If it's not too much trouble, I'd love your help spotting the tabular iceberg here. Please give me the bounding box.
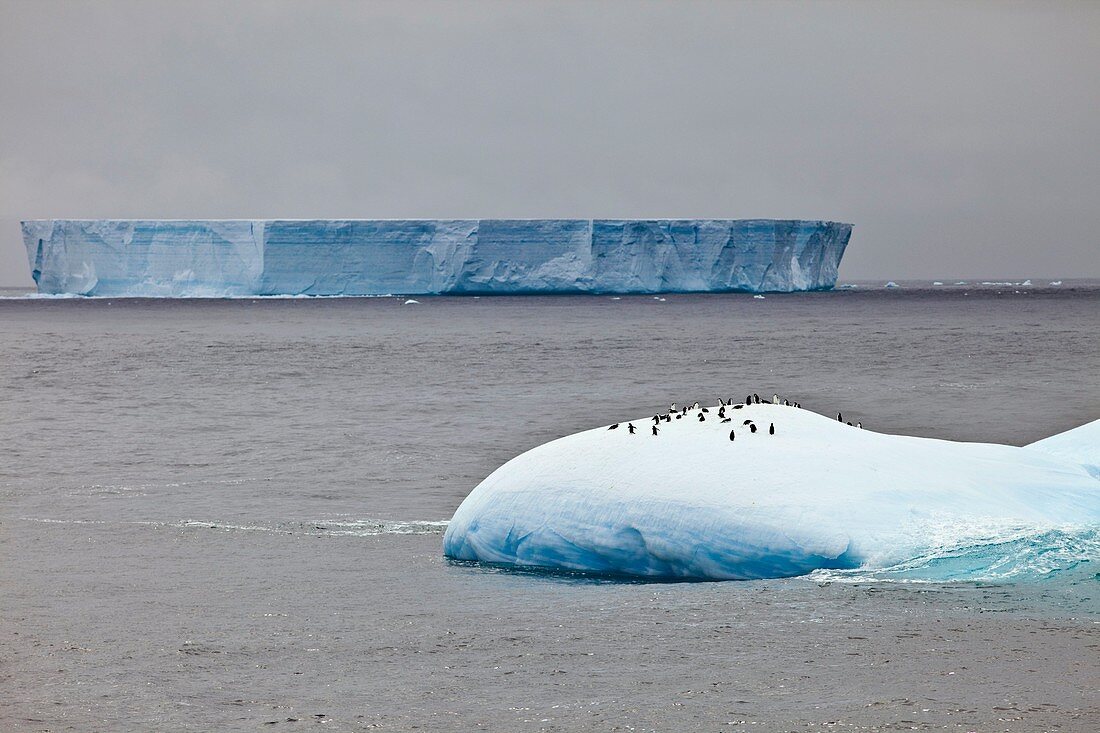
[21,219,852,296]
[443,403,1100,581]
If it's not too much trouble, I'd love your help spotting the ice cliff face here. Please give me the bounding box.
[22,220,264,297]
[21,219,852,296]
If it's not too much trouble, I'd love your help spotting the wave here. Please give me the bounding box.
[809,525,1098,584]
[17,516,449,537]
[174,518,450,536]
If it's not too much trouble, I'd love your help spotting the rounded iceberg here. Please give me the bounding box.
[444,404,1100,581]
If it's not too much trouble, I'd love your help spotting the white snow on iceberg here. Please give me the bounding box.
[443,404,1099,581]
[1027,418,1100,480]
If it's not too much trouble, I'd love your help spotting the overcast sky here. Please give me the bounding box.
[2,0,1098,286]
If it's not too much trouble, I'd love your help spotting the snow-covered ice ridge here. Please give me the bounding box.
[443,402,1100,581]
[21,219,852,296]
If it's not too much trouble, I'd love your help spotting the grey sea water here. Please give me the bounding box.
[2,281,1098,732]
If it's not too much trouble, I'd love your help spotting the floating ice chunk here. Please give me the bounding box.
[884,281,900,288]
[444,405,1099,581]
[1050,280,1062,286]
[932,281,944,286]
[403,299,420,305]
[753,294,765,299]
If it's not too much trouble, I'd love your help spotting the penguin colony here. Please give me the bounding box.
[608,393,864,442]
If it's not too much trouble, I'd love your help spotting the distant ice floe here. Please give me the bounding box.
[884,281,900,288]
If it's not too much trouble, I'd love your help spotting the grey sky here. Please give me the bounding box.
[2,0,1098,286]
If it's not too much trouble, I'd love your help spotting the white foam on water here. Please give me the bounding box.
[17,516,450,538]
[807,524,1099,583]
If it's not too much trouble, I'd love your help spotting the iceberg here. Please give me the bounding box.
[21,219,852,296]
[443,403,1100,581]
[1027,418,1100,480]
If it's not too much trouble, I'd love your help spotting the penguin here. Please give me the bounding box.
[732,404,744,410]
[749,423,758,433]
[698,413,706,422]
[692,401,700,410]
[608,423,619,430]
[721,417,731,423]
[718,397,727,406]
[837,412,843,422]
[783,399,789,406]
[773,394,779,404]
[769,423,774,435]
[663,414,672,422]
[682,407,688,416]
[652,426,660,436]
[746,394,753,405]
[718,407,725,418]
[754,393,761,404]
[653,414,660,425]
[857,421,863,429]
[670,403,677,413]
[729,430,736,441]
[628,423,636,434]
[743,419,754,426]
[701,407,709,413]
[676,414,683,420]
[847,421,853,426]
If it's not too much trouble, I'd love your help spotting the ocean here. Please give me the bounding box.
[1,281,1098,731]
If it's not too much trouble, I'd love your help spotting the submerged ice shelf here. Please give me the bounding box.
[21,219,852,296]
[443,403,1100,581]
